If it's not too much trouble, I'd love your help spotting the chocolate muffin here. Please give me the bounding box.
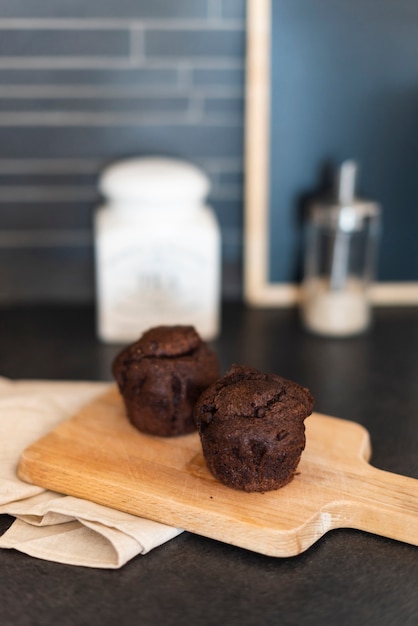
[193,365,314,492]
[112,325,220,437]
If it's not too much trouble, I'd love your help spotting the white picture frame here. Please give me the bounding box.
[243,0,418,307]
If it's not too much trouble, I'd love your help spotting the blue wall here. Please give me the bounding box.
[269,0,418,284]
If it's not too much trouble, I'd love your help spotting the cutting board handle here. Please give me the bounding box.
[335,461,418,546]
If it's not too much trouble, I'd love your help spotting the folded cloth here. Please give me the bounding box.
[0,377,182,568]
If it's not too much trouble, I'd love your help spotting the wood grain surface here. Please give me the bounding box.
[17,387,418,557]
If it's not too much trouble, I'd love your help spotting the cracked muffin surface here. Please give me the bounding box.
[113,325,220,437]
[194,364,314,492]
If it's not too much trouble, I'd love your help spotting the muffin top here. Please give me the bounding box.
[112,325,206,380]
[138,325,201,357]
[194,364,314,433]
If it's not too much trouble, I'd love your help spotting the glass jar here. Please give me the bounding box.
[300,162,380,337]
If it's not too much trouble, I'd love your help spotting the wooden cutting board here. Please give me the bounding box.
[17,387,418,557]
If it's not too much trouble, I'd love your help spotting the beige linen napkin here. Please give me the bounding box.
[0,377,182,568]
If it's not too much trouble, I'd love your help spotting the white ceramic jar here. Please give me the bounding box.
[94,157,221,343]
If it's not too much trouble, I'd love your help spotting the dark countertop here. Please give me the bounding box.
[1,303,417,626]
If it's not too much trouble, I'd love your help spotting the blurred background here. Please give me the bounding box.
[0,0,417,306]
[0,0,245,304]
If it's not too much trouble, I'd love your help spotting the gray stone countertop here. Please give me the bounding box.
[0,303,417,626]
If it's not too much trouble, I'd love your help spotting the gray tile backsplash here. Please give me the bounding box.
[0,0,245,303]
[0,0,211,20]
[0,29,130,57]
[0,96,191,113]
[0,126,243,157]
[145,28,244,59]
[0,201,95,230]
[0,67,180,85]
[0,245,94,302]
